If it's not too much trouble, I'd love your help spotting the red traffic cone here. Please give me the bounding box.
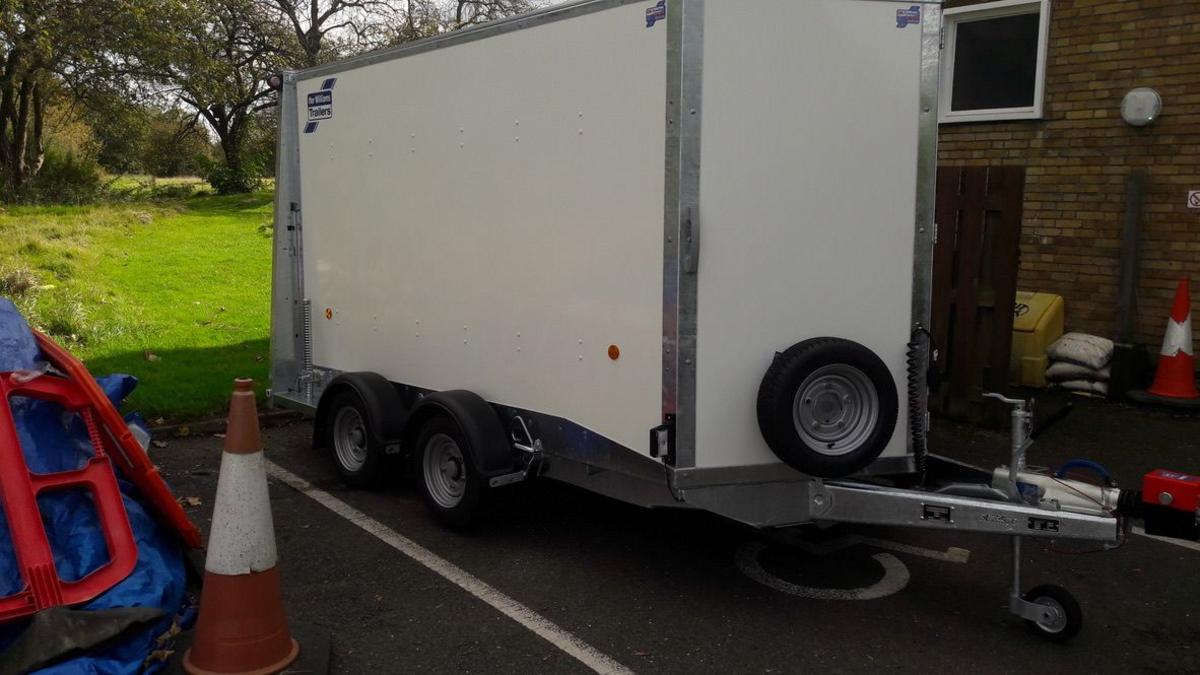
[1146,278,1199,400]
[184,379,299,675]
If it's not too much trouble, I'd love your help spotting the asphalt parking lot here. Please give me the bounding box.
[155,395,1200,674]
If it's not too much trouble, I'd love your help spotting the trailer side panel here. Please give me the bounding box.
[693,0,927,468]
[295,2,667,456]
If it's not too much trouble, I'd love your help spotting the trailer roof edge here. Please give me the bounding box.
[293,0,647,81]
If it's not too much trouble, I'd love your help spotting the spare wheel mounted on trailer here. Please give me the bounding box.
[757,338,899,478]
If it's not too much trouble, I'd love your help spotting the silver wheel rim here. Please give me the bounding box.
[423,433,467,508]
[792,364,880,457]
[1032,597,1067,634]
[332,407,369,472]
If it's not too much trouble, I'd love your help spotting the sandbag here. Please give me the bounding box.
[1046,361,1111,383]
[1047,332,1114,370]
[1055,379,1109,395]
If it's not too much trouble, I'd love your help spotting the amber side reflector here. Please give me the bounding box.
[607,345,620,360]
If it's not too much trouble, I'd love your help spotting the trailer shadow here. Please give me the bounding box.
[83,339,271,423]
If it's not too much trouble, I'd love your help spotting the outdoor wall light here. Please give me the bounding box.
[1120,87,1162,127]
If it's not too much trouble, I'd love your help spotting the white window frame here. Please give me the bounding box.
[939,0,1051,124]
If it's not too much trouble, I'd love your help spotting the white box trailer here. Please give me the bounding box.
[269,0,1162,639]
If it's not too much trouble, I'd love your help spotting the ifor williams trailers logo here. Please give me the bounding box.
[303,77,336,134]
[645,0,665,28]
[896,5,921,28]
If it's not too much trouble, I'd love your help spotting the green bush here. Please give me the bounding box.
[199,155,263,195]
[20,150,103,204]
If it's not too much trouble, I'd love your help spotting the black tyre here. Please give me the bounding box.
[416,415,486,528]
[756,337,898,478]
[323,389,386,487]
[1023,584,1082,643]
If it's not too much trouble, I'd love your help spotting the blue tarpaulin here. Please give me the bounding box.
[0,299,188,673]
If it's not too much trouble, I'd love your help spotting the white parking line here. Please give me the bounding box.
[265,461,635,675]
[1133,526,1200,554]
[780,534,971,564]
[736,542,910,600]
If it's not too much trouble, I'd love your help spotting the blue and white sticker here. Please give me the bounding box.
[896,5,921,28]
[304,78,336,134]
[645,0,666,28]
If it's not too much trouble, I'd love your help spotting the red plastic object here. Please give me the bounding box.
[32,331,202,550]
[1143,469,1200,514]
[0,371,138,622]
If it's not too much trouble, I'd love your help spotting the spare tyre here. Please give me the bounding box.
[756,337,898,478]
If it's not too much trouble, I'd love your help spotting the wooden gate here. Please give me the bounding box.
[930,166,1025,424]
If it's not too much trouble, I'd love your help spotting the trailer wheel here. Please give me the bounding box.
[1023,584,1082,643]
[417,416,485,527]
[757,338,898,478]
[324,389,386,487]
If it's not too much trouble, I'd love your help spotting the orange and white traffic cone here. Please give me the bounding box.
[184,379,299,675]
[1146,277,1199,400]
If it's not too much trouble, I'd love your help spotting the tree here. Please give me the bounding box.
[0,2,109,193]
[257,0,540,69]
[449,0,537,29]
[140,109,216,177]
[254,0,405,67]
[135,0,289,192]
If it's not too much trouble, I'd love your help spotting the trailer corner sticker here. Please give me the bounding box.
[896,5,921,28]
[304,77,337,134]
[645,0,666,28]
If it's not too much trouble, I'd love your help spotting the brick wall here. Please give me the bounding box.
[938,0,1200,347]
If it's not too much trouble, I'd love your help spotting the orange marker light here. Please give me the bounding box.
[324,308,333,320]
[607,344,620,360]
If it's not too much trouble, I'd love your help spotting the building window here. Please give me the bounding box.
[940,0,1050,123]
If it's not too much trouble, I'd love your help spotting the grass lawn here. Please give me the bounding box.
[0,189,275,422]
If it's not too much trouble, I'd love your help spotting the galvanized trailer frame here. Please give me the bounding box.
[269,0,1119,550]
